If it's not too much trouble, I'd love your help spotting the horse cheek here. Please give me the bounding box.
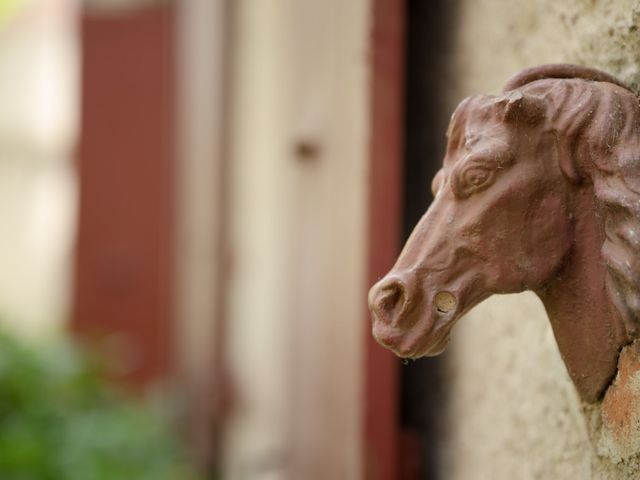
[523,195,572,286]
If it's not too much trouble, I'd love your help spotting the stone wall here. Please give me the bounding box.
[439,1,640,478]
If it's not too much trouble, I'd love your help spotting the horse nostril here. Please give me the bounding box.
[372,282,406,325]
[379,286,403,310]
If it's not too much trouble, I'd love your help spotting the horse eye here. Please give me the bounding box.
[454,164,494,198]
[464,167,490,186]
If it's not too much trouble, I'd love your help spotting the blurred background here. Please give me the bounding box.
[2,0,637,479]
[0,0,400,478]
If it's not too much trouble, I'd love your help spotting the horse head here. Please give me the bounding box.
[369,64,640,402]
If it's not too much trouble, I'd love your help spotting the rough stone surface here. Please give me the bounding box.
[441,294,593,480]
[439,1,640,479]
[598,341,640,465]
[452,0,640,98]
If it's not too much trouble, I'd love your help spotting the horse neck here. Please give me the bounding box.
[536,185,628,403]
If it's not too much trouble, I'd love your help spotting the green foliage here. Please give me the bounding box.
[0,331,199,480]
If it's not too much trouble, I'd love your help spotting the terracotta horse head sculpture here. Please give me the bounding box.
[369,64,640,403]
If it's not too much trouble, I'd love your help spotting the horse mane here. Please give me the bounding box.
[503,64,632,92]
[503,64,640,339]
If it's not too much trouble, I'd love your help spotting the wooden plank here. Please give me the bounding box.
[73,6,175,386]
[365,0,405,478]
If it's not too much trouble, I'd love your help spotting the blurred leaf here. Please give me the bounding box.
[0,328,201,480]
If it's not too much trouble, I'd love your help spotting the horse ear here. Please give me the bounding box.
[498,91,546,126]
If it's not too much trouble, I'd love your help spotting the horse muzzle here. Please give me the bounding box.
[368,273,459,358]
